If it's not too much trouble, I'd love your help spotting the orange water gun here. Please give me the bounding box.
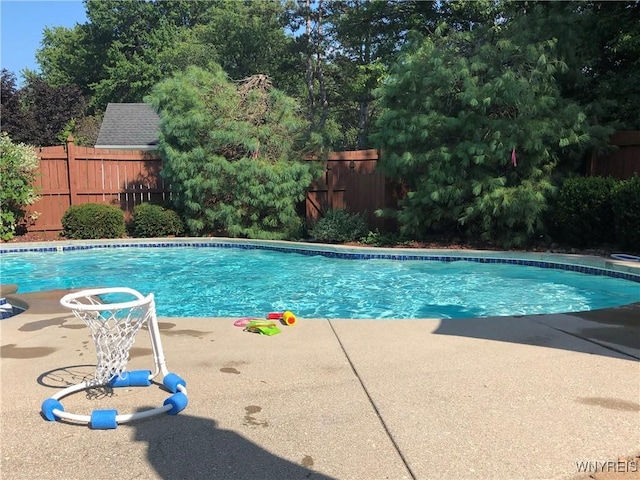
[267,311,297,326]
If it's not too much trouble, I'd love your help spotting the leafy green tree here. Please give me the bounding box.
[37,0,297,113]
[32,0,639,154]
[287,0,441,150]
[0,133,40,240]
[286,0,338,153]
[480,0,640,129]
[0,70,24,141]
[324,1,439,149]
[1,73,86,147]
[372,23,601,246]
[38,0,204,111]
[191,1,293,83]
[83,0,186,109]
[491,1,640,130]
[437,0,504,32]
[147,65,316,239]
[36,24,102,99]
[324,1,393,149]
[578,1,640,129]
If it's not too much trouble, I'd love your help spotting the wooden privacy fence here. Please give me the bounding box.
[306,149,396,231]
[588,131,640,179]
[28,139,392,236]
[29,131,636,238]
[30,137,166,236]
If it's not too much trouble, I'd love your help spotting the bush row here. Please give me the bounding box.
[54,175,640,250]
[310,176,640,248]
[550,175,640,249]
[61,202,184,240]
[60,202,370,244]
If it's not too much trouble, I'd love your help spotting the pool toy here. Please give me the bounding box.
[41,287,188,429]
[234,317,255,327]
[267,311,297,326]
[0,297,14,319]
[282,311,297,326]
[244,320,281,336]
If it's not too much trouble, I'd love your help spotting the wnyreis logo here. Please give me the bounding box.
[576,459,638,474]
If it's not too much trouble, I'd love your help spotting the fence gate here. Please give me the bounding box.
[306,149,393,232]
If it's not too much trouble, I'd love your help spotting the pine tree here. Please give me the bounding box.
[372,22,598,246]
[147,65,315,239]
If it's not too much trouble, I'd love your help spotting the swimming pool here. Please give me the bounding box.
[2,239,639,319]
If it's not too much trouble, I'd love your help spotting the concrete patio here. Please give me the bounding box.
[1,290,639,480]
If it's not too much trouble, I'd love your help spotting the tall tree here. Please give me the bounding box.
[147,65,315,239]
[372,21,602,246]
[0,70,23,140]
[160,0,299,96]
[33,0,639,152]
[579,1,640,129]
[1,73,85,147]
[37,24,102,99]
[37,0,298,112]
[287,0,441,150]
[325,0,439,148]
[486,1,640,129]
[204,1,293,82]
[83,0,183,108]
[294,0,330,133]
[37,0,213,111]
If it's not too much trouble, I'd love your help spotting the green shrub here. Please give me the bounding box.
[0,133,40,241]
[310,209,368,243]
[612,175,640,250]
[360,230,406,247]
[61,203,126,239]
[132,203,184,238]
[550,176,617,246]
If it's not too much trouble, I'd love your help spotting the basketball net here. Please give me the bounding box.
[61,288,154,386]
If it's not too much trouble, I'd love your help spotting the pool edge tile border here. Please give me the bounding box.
[2,237,639,283]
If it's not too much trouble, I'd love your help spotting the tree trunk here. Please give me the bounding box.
[305,0,315,117]
[357,100,368,149]
[317,0,328,129]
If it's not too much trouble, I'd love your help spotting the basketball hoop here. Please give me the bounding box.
[41,287,188,429]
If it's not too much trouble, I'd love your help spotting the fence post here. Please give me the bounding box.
[66,135,79,205]
[326,163,333,212]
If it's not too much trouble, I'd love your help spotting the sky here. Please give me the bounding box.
[1,0,87,85]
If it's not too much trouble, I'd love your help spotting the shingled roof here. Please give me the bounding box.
[95,103,160,149]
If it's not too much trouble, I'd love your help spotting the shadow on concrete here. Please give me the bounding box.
[432,302,640,361]
[37,364,96,388]
[130,410,336,480]
[35,365,335,478]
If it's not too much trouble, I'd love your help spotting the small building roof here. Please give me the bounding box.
[95,103,160,149]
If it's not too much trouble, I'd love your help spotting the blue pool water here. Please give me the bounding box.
[2,245,639,319]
